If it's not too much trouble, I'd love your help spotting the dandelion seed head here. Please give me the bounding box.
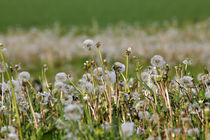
[187,128,199,136]
[105,70,116,84]
[7,133,19,140]
[54,81,64,91]
[55,72,67,82]
[93,67,104,80]
[150,55,166,67]
[64,104,83,121]
[141,71,149,82]
[61,95,73,105]
[18,71,30,84]
[62,84,74,94]
[205,91,210,99]
[180,76,193,88]
[1,126,16,133]
[121,122,134,137]
[82,73,92,82]
[1,82,9,93]
[112,62,125,73]
[8,80,20,92]
[97,85,106,93]
[82,82,93,93]
[138,111,150,120]
[0,62,8,73]
[83,39,95,50]
[183,58,192,65]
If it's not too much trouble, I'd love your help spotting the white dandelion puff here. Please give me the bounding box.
[141,71,149,82]
[150,55,166,67]
[7,133,19,140]
[83,39,95,50]
[55,72,67,83]
[180,76,193,88]
[121,122,135,137]
[205,91,210,99]
[0,62,8,73]
[54,81,64,91]
[113,62,125,73]
[64,104,83,121]
[183,58,192,65]
[93,67,104,80]
[18,71,30,84]
[62,84,74,94]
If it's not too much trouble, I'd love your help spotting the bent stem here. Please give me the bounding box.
[0,47,23,140]
[26,86,39,130]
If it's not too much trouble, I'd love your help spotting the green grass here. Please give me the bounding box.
[0,0,210,32]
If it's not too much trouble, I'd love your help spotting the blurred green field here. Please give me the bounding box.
[0,0,210,31]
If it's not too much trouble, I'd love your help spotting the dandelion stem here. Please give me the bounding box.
[0,47,23,140]
[26,86,39,130]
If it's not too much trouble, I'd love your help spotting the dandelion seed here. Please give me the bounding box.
[65,133,77,140]
[121,122,134,137]
[183,58,192,65]
[150,114,159,123]
[15,64,22,71]
[112,62,125,73]
[180,76,193,88]
[83,94,89,101]
[173,128,181,134]
[126,47,132,56]
[150,55,166,67]
[34,112,41,123]
[81,82,93,93]
[141,71,149,82]
[55,118,65,130]
[83,39,95,50]
[122,92,130,101]
[101,122,112,132]
[187,128,199,136]
[0,62,8,73]
[197,73,209,83]
[97,85,106,93]
[93,67,104,80]
[7,133,19,140]
[105,70,116,84]
[147,136,155,140]
[138,111,150,120]
[18,71,30,84]
[1,126,16,133]
[205,91,210,99]
[54,81,64,91]
[55,72,67,82]
[64,104,83,121]
[82,73,92,82]
[1,82,9,93]
[135,100,145,111]
[61,94,73,105]
[7,80,20,92]
[131,92,140,101]
[62,84,74,94]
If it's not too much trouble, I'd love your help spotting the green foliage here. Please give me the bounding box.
[0,0,210,32]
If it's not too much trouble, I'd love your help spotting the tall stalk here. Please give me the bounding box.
[0,44,23,140]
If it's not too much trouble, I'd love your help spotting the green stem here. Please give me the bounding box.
[125,55,129,92]
[0,47,23,140]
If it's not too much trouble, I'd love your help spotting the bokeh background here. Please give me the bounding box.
[0,0,210,30]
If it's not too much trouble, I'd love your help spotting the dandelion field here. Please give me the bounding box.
[0,1,210,138]
[0,35,210,140]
